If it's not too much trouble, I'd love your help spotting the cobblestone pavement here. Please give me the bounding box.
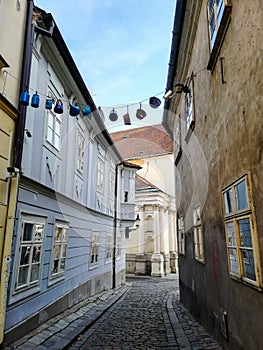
[5,275,221,350]
[68,275,221,350]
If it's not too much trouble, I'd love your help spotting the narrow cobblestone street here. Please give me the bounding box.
[67,276,221,350]
[5,275,221,350]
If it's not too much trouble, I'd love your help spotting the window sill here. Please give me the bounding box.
[207,4,232,71]
[230,274,262,292]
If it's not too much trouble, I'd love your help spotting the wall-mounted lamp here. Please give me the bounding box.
[175,83,190,94]
[163,90,175,100]
[5,166,19,180]
[128,214,141,232]
[25,129,32,137]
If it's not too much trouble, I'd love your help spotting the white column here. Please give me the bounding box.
[151,205,164,277]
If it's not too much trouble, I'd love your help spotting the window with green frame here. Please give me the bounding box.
[223,176,261,286]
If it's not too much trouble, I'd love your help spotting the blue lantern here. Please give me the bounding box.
[45,98,53,110]
[69,103,80,117]
[54,99,63,114]
[31,92,40,108]
[82,105,91,116]
[20,90,30,106]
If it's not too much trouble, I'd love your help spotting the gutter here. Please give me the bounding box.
[163,0,187,112]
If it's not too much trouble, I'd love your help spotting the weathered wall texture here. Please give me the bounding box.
[164,0,263,349]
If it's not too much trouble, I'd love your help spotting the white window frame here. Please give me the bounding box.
[106,234,113,262]
[13,215,45,295]
[116,234,122,259]
[90,232,99,267]
[207,0,232,71]
[207,0,225,49]
[50,221,68,280]
[223,176,261,287]
[178,216,185,255]
[46,109,61,151]
[193,207,205,263]
[76,130,84,174]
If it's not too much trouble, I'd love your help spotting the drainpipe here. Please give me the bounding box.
[112,162,122,289]
[13,0,34,169]
[14,1,55,169]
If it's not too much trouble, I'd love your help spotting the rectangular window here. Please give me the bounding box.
[178,217,185,255]
[208,0,225,49]
[207,0,232,71]
[106,234,113,261]
[76,130,84,174]
[15,216,45,292]
[125,227,130,240]
[174,115,182,165]
[97,158,104,193]
[90,232,99,266]
[51,222,68,279]
[193,207,204,263]
[116,234,122,259]
[109,166,115,198]
[185,76,195,140]
[223,176,260,285]
[46,110,61,150]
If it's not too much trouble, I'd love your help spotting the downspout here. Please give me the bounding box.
[13,0,34,169]
[14,2,55,169]
[112,162,123,289]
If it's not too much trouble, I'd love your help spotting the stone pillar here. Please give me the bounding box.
[135,207,146,275]
[151,205,164,277]
[169,211,178,273]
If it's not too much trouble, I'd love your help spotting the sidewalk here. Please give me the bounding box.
[4,275,221,350]
[4,285,129,350]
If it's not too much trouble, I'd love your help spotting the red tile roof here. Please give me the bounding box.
[110,124,173,159]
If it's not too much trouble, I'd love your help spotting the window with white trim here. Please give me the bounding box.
[207,0,232,70]
[106,234,113,261]
[46,110,61,150]
[116,234,122,259]
[208,0,225,49]
[76,130,84,174]
[15,216,45,292]
[51,222,68,279]
[185,77,195,136]
[90,232,99,266]
[223,176,261,285]
[193,207,204,262]
[178,216,185,255]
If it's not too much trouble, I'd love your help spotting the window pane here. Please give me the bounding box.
[54,134,60,149]
[228,248,239,274]
[35,224,44,241]
[18,266,28,286]
[60,258,65,271]
[56,227,63,241]
[239,218,252,247]
[47,127,53,144]
[20,246,31,265]
[53,259,59,273]
[23,223,33,241]
[241,249,256,281]
[30,264,40,282]
[32,246,41,263]
[224,189,233,214]
[235,180,248,210]
[55,119,60,134]
[226,221,236,246]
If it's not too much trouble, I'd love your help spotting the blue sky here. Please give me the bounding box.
[34,0,176,131]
